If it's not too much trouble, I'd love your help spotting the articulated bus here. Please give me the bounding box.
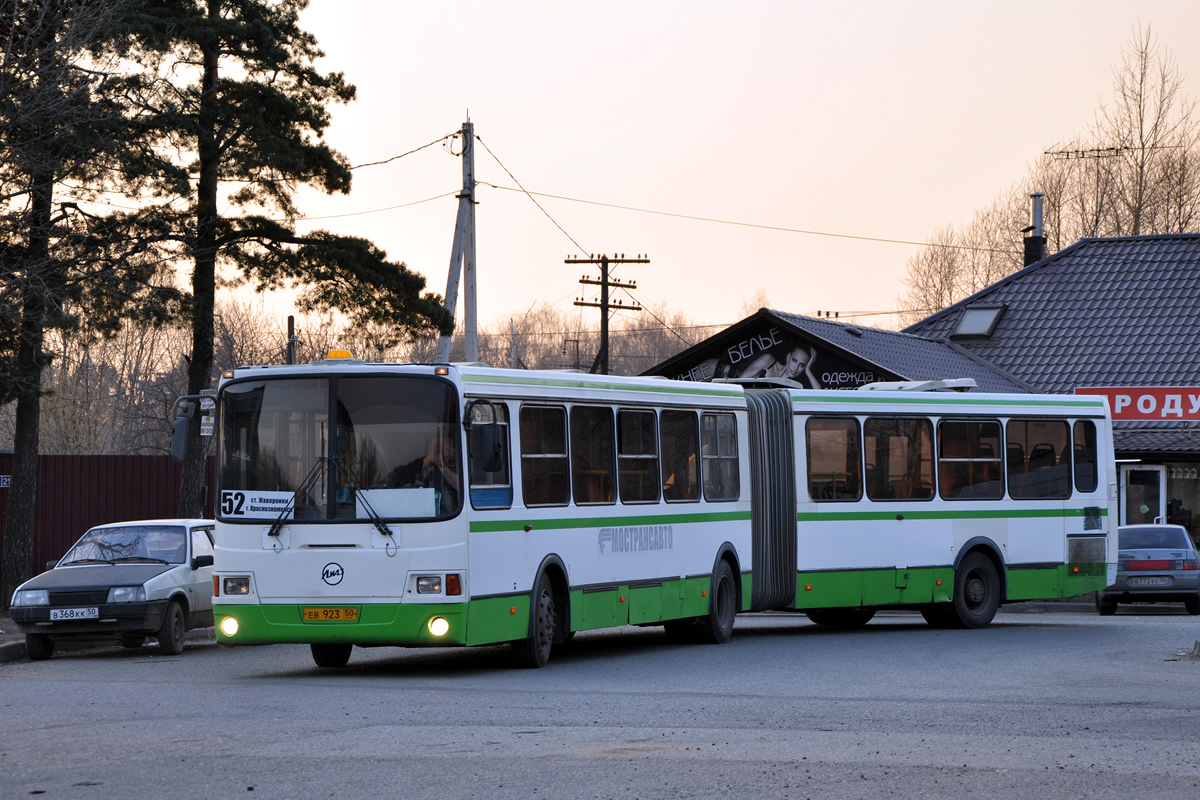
[175,354,1117,668]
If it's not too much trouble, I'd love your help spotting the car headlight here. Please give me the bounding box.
[107,586,146,603]
[12,589,49,606]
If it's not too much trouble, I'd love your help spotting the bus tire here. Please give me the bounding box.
[157,600,187,655]
[696,560,737,644]
[311,643,353,668]
[920,606,958,628]
[806,608,876,630]
[513,573,556,668]
[952,552,1000,629]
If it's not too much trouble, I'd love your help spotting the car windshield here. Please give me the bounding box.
[60,525,188,565]
[1118,526,1191,550]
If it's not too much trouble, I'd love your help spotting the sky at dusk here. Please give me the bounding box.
[285,0,1200,332]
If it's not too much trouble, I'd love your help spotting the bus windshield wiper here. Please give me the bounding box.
[335,460,393,539]
[112,556,169,564]
[268,457,330,538]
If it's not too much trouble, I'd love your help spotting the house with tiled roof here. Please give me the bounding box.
[646,233,1200,536]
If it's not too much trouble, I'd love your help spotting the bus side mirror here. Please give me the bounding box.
[170,400,195,463]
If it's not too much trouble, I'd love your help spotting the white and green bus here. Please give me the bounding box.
[176,355,1115,668]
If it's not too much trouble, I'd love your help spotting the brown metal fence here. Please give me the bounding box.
[0,455,214,576]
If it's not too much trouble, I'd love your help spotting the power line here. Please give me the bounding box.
[477,182,1013,256]
[474,135,589,255]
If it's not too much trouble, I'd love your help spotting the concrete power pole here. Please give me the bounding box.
[568,253,647,374]
[437,119,477,363]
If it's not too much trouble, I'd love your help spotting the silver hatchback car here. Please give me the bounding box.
[9,519,215,659]
[1097,524,1200,615]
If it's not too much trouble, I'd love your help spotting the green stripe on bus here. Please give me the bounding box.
[470,509,752,533]
[797,506,1107,522]
[460,372,742,397]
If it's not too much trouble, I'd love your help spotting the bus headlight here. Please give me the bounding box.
[220,617,239,637]
[223,577,250,596]
[416,576,442,594]
[428,617,450,637]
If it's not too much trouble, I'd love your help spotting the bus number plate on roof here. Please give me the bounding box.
[302,607,359,622]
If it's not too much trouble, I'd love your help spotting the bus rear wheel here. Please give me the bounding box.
[951,552,1000,629]
[806,608,876,630]
[311,643,352,668]
[513,573,556,668]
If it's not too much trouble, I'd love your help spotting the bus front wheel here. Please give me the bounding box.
[513,573,556,668]
[311,643,352,668]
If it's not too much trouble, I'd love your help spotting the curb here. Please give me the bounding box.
[0,628,215,663]
[0,639,26,663]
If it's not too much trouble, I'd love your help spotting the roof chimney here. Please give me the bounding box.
[1023,192,1046,266]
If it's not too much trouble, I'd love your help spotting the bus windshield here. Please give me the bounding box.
[219,375,461,522]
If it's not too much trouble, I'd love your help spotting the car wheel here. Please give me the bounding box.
[1185,594,1200,615]
[157,600,187,655]
[25,633,54,661]
[120,635,146,649]
[1096,595,1118,616]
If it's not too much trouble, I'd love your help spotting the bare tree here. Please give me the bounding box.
[900,25,1200,322]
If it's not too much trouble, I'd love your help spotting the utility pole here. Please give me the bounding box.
[568,253,647,375]
[437,118,477,363]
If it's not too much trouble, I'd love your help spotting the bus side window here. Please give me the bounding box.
[467,401,512,509]
[571,405,616,505]
[864,417,933,501]
[1073,420,1099,493]
[701,412,740,501]
[938,420,1003,500]
[661,409,700,502]
[1006,419,1070,499]
[806,417,862,502]
[618,409,660,504]
[520,406,569,507]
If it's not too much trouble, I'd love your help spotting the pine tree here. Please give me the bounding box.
[114,0,451,515]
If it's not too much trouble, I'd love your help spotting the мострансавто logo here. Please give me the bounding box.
[597,525,674,555]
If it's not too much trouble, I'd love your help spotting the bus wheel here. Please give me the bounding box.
[920,606,958,628]
[806,609,876,630]
[952,552,1000,629]
[697,560,736,644]
[513,574,556,668]
[311,643,352,668]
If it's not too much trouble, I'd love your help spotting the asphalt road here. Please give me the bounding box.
[2,608,1199,800]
